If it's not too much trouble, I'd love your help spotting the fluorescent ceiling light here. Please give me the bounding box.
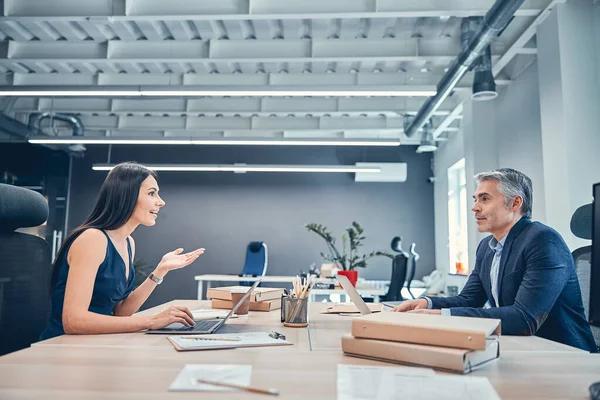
[92,164,382,173]
[0,85,436,97]
[28,137,400,147]
[139,90,436,97]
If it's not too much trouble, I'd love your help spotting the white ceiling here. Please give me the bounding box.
[0,0,557,145]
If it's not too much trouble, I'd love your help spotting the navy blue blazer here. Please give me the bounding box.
[431,218,598,352]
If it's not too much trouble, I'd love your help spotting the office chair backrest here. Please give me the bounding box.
[0,184,52,355]
[241,241,268,277]
[383,254,408,301]
[570,204,600,347]
[405,243,419,299]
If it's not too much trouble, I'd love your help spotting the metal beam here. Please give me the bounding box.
[11,96,461,116]
[3,0,550,18]
[6,72,510,88]
[4,39,504,62]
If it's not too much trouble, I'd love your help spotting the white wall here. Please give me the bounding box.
[595,1,600,83]
[494,61,546,223]
[433,128,464,276]
[537,0,600,249]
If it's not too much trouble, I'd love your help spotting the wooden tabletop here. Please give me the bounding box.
[1,300,598,399]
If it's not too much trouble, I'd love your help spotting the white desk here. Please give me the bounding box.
[194,274,295,300]
[194,274,399,302]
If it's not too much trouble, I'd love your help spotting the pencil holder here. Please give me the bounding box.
[281,296,309,327]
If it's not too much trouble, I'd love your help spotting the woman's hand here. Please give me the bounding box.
[156,247,205,275]
[146,306,195,329]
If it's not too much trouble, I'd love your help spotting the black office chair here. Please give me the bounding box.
[570,204,600,349]
[0,184,52,356]
[380,237,409,302]
[405,243,420,299]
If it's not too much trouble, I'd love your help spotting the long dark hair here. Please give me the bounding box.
[50,162,157,288]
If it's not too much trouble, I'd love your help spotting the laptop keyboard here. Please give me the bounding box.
[177,319,220,332]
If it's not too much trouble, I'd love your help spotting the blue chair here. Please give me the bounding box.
[239,242,268,286]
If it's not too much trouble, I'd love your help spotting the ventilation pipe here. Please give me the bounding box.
[472,46,498,101]
[416,120,437,153]
[404,0,523,138]
[28,113,86,152]
[461,17,498,101]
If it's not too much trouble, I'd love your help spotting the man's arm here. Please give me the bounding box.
[447,230,571,335]
[429,241,488,309]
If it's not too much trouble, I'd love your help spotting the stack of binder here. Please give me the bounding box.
[207,286,284,311]
[341,312,501,374]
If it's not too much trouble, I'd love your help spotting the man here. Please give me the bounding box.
[394,168,598,352]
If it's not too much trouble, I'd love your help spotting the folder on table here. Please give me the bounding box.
[351,312,501,350]
[342,335,500,374]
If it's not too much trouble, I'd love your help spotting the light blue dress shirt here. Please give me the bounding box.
[426,235,507,316]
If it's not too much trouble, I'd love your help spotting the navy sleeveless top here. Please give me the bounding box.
[40,229,135,340]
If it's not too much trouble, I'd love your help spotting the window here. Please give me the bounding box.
[447,159,469,275]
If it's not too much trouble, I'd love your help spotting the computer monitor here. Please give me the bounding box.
[590,183,600,327]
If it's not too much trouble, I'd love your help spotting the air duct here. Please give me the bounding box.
[416,121,437,153]
[28,113,86,152]
[460,17,498,101]
[404,0,523,137]
[472,46,498,101]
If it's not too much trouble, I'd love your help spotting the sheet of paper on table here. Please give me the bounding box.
[169,364,251,392]
[337,364,500,400]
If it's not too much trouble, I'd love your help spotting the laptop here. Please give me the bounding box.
[336,275,379,315]
[146,280,261,334]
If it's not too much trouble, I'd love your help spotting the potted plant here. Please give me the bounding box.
[305,221,393,286]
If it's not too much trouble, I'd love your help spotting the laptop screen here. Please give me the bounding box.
[213,280,262,328]
[336,275,372,315]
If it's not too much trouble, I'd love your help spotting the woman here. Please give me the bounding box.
[40,162,204,340]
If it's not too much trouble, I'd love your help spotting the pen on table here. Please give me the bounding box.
[196,378,280,396]
[179,336,241,341]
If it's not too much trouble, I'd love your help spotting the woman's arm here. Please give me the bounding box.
[114,239,205,316]
[62,230,194,334]
[113,236,166,316]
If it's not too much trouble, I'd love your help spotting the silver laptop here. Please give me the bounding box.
[336,275,374,315]
[146,280,261,334]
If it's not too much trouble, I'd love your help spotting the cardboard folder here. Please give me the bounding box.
[211,298,281,312]
[351,312,501,350]
[207,286,284,302]
[341,335,500,374]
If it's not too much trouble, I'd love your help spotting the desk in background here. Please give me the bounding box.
[194,274,422,302]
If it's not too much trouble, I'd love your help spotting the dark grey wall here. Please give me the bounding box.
[68,145,435,308]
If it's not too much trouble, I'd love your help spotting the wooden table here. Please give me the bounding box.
[1,300,598,399]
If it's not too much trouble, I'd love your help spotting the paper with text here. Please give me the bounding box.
[169,364,251,392]
[168,331,291,351]
[337,365,500,400]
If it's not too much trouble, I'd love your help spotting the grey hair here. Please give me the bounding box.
[474,168,533,219]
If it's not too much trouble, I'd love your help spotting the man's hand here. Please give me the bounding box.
[391,298,428,312]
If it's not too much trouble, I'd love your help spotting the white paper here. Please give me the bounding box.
[169,364,252,392]
[337,365,500,400]
[169,331,291,350]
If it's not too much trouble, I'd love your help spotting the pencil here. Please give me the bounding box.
[179,336,241,341]
[196,378,280,396]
